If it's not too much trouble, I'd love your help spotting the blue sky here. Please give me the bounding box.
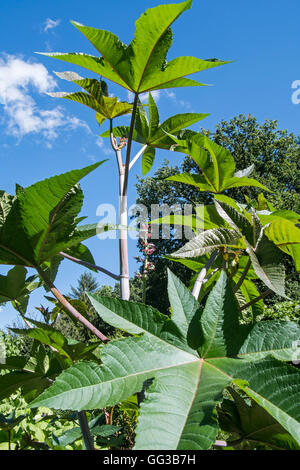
[0,0,300,328]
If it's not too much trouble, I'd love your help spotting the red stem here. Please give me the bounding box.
[37,267,109,343]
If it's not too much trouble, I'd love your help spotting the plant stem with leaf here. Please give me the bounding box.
[37,267,109,343]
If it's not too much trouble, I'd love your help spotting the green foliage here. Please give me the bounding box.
[261,301,300,322]
[48,72,133,128]
[134,115,300,314]
[0,162,105,268]
[0,393,85,450]
[102,92,208,174]
[167,134,270,193]
[1,0,299,452]
[38,1,227,94]
[30,271,300,450]
[217,387,300,450]
[0,266,39,314]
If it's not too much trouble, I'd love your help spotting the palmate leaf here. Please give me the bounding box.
[48,72,133,126]
[167,134,270,194]
[0,162,105,268]
[30,270,300,449]
[37,1,227,94]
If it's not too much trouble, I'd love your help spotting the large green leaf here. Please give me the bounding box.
[168,134,269,194]
[0,162,104,268]
[265,219,300,258]
[38,1,227,94]
[0,266,39,313]
[30,270,300,449]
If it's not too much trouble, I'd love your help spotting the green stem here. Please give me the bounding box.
[122,93,139,198]
[240,270,300,312]
[233,258,251,293]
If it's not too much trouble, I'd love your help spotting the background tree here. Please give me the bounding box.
[135,114,300,313]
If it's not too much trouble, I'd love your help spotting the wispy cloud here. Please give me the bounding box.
[0,54,90,145]
[44,18,61,33]
[96,137,113,155]
[165,90,193,111]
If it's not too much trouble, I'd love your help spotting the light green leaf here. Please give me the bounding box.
[142,147,155,176]
[224,176,271,192]
[238,279,264,320]
[38,1,227,94]
[140,56,228,93]
[148,93,160,138]
[248,234,287,297]
[265,219,300,253]
[130,0,193,91]
[166,173,213,192]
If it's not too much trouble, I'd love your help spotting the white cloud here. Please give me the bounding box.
[0,54,90,144]
[44,18,61,32]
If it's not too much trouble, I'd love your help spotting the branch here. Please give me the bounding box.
[129,144,148,171]
[192,251,219,300]
[240,270,300,312]
[14,302,33,329]
[60,252,120,281]
[37,267,109,343]
[109,120,123,172]
[233,258,251,293]
[78,411,94,451]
